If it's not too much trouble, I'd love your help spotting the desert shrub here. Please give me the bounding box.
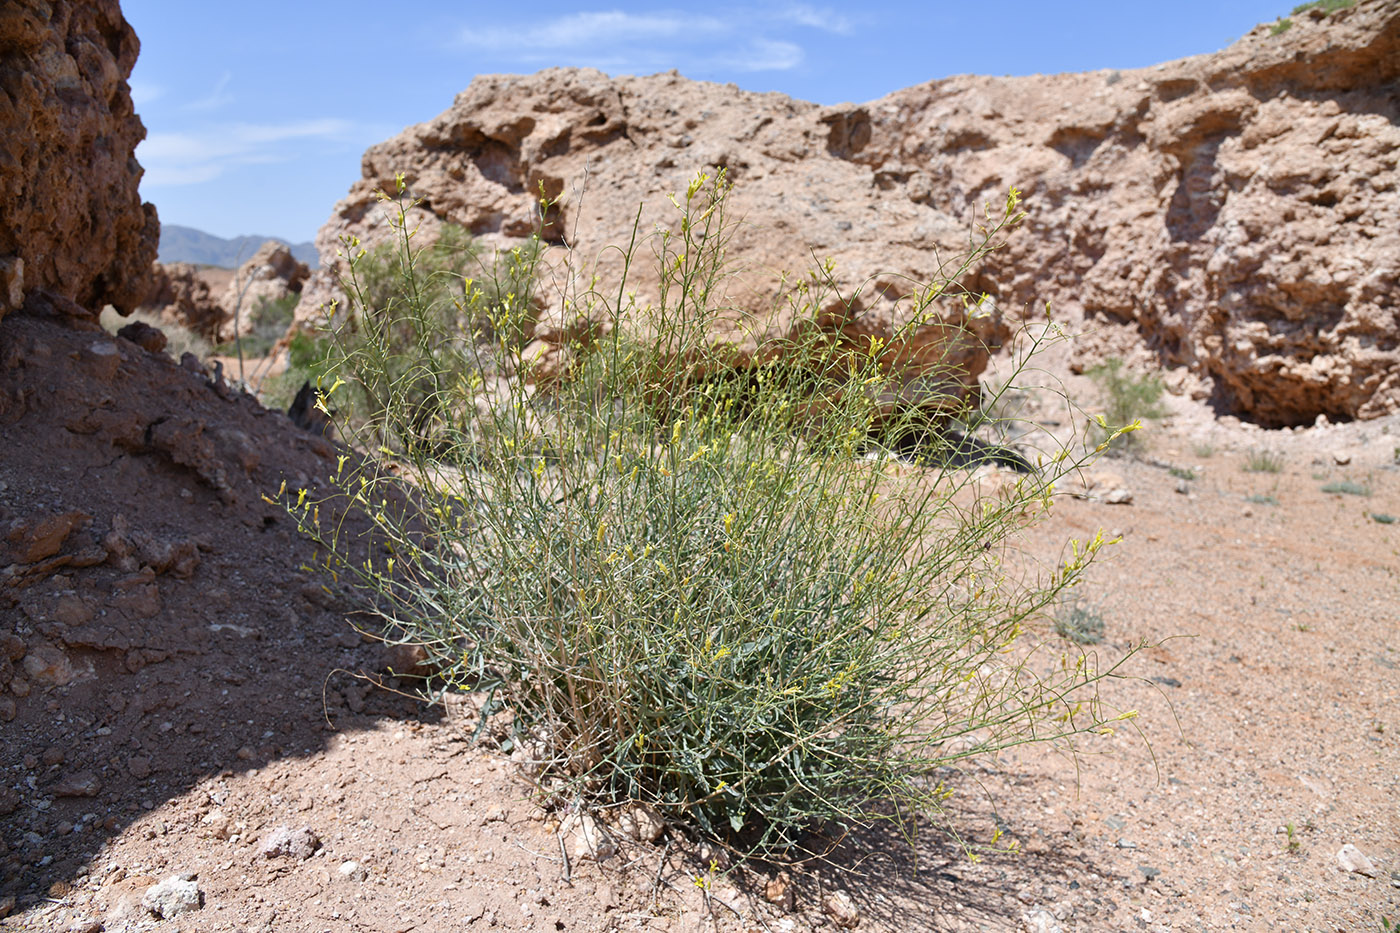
[1084,357,1166,451]
[1369,512,1395,525]
[287,173,1141,854]
[217,292,300,361]
[1168,465,1197,481]
[1292,0,1353,14]
[1271,17,1294,34]
[298,218,540,448]
[1054,602,1106,646]
[1244,448,1285,473]
[1246,493,1279,506]
[1321,480,1370,496]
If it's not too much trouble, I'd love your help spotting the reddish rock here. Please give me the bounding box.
[2,510,89,565]
[116,319,169,354]
[141,262,228,341]
[0,0,157,319]
[51,770,101,797]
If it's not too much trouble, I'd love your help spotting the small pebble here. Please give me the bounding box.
[259,825,321,860]
[142,875,203,918]
[822,890,860,929]
[337,860,367,882]
[1336,843,1377,877]
[52,771,101,798]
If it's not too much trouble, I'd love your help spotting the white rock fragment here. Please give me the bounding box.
[1336,843,1378,877]
[1021,908,1063,933]
[258,824,321,860]
[561,810,616,862]
[142,876,202,919]
[337,860,368,882]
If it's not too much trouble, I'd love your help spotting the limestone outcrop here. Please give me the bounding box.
[299,0,1399,426]
[0,0,158,320]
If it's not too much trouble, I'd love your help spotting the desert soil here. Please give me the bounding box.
[1,314,1397,932]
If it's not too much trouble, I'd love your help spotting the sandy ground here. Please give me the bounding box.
[1,313,1397,932]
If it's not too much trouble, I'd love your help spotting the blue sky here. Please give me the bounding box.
[123,1,1290,245]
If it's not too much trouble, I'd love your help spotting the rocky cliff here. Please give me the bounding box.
[299,0,1399,426]
[0,0,158,320]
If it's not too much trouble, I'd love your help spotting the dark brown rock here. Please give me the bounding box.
[2,510,89,565]
[0,0,157,320]
[117,320,169,354]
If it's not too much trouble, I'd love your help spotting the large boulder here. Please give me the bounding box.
[299,0,1398,426]
[0,0,158,320]
[295,71,1011,416]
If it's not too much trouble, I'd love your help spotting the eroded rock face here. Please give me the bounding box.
[142,262,226,342]
[299,0,1398,426]
[297,69,1010,415]
[142,243,307,342]
[0,0,158,320]
[877,0,1399,426]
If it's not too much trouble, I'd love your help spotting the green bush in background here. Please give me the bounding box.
[1084,357,1166,452]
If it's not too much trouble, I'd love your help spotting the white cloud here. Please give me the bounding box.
[718,38,804,72]
[462,10,727,52]
[183,71,235,112]
[139,119,356,187]
[457,7,820,74]
[775,4,854,34]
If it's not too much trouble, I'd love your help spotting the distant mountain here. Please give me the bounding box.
[158,224,318,269]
